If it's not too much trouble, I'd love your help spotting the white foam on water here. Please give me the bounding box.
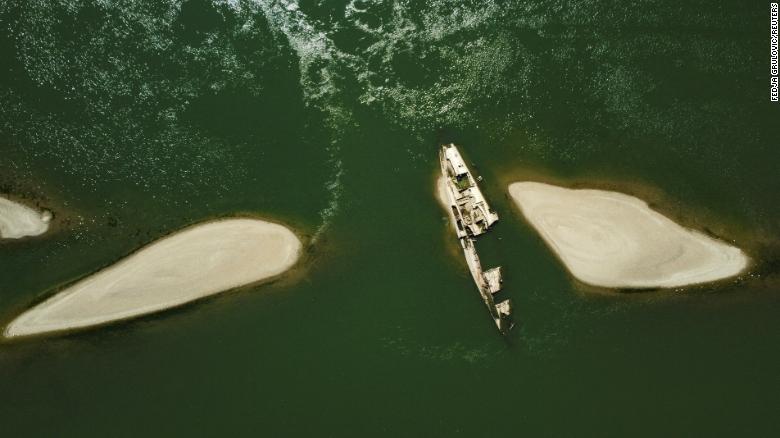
[237,1,532,237]
[247,0,351,241]
[3,2,251,204]
[342,0,530,131]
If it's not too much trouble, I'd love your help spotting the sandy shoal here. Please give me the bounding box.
[5,218,301,338]
[508,182,749,289]
[0,196,51,239]
[435,176,458,231]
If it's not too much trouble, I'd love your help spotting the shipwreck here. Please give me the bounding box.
[439,143,513,334]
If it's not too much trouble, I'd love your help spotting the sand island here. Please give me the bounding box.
[508,182,749,289]
[4,218,301,338]
[0,195,51,239]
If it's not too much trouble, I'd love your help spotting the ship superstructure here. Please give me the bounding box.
[439,144,513,334]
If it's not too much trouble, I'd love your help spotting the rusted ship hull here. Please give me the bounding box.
[439,144,513,334]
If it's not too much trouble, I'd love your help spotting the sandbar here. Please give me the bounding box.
[435,176,457,231]
[0,196,51,239]
[5,218,301,338]
[508,182,749,289]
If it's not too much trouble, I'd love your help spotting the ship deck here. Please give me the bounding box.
[439,143,513,334]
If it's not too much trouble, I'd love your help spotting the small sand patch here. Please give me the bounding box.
[0,196,51,239]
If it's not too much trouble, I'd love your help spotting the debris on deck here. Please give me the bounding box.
[439,143,513,334]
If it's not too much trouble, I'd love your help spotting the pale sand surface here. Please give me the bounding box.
[436,176,456,230]
[436,176,448,208]
[508,182,749,289]
[5,218,301,338]
[0,196,51,239]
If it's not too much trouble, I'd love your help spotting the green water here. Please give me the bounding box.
[1,1,778,436]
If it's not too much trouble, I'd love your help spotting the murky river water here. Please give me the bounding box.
[1,1,778,435]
